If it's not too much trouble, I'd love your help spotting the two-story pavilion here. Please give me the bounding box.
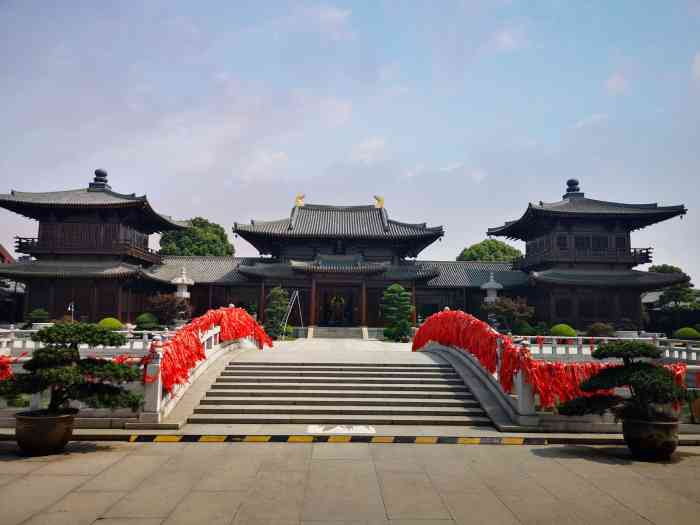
[487,179,688,327]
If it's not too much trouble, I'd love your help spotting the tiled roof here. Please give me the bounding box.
[0,260,143,279]
[148,256,257,284]
[488,194,686,240]
[234,204,444,240]
[422,261,529,289]
[290,255,390,275]
[531,269,689,290]
[0,172,188,233]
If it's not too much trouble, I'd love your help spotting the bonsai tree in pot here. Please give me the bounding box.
[558,340,691,460]
[0,323,142,455]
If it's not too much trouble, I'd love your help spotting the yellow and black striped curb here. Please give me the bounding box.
[2,434,699,446]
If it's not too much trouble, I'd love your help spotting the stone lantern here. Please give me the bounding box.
[171,267,194,299]
[481,272,503,304]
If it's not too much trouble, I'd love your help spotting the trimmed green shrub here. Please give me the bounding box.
[549,323,577,337]
[135,313,159,331]
[673,327,700,340]
[513,321,535,336]
[27,308,50,324]
[586,322,616,337]
[97,317,124,331]
[593,340,661,361]
[0,323,142,413]
[381,284,413,342]
[264,287,289,340]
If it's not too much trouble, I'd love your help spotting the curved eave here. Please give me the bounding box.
[530,270,690,291]
[0,263,140,281]
[488,204,687,240]
[0,194,187,234]
[233,225,444,242]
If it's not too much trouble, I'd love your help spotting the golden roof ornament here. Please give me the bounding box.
[373,195,384,208]
[295,193,305,207]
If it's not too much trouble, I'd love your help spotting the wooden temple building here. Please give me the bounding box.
[0,172,688,329]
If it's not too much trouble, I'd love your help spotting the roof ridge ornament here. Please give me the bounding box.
[88,169,111,191]
[295,193,305,207]
[563,178,584,199]
[374,195,384,208]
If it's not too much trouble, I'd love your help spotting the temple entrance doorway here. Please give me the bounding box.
[317,285,361,326]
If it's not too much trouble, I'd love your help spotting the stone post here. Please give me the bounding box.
[141,337,164,423]
[515,370,536,416]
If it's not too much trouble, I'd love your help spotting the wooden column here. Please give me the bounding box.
[49,280,56,319]
[91,280,98,322]
[259,282,266,323]
[208,285,213,309]
[309,278,317,326]
[361,281,367,326]
[117,285,123,321]
[411,281,417,324]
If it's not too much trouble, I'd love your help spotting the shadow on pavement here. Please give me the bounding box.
[531,444,699,465]
[0,440,118,460]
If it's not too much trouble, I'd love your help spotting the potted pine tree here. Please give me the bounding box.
[0,323,142,455]
[558,340,691,460]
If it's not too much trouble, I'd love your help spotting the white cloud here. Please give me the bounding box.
[440,163,488,183]
[239,150,289,181]
[319,97,353,127]
[351,137,387,164]
[299,5,354,41]
[693,51,700,83]
[574,113,609,129]
[490,27,527,52]
[606,71,628,95]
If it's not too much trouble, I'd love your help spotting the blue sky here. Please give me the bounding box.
[1,1,699,279]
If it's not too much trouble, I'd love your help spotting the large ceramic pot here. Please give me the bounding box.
[622,418,679,460]
[15,411,75,456]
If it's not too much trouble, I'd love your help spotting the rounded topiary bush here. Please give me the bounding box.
[135,312,159,330]
[673,327,700,340]
[27,308,50,324]
[586,322,616,337]
[513,321,535,336]
[550,323,577,337]
[97,317,124,331]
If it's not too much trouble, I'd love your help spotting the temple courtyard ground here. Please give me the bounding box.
[1,439,699,525]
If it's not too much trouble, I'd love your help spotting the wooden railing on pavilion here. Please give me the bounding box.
[514,247,652,270]
[15,237,162,264]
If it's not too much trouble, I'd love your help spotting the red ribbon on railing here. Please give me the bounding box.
[535,335,544,351]
[142,306,272,393]
[0,352,27,381]
[412,310,688,409]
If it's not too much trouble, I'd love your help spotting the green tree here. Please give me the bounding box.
[159,217,234,256]
[648,264,696,309]
[0,323,142,413]
[381,284,413,341]
[457,239,522,262]
[264,287,289,340]
[482,297,534,331]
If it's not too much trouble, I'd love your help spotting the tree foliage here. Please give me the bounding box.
[558,340,691,422]
[0,323,142,413]
[264,287,290,340]
[159,217,234,256]
[482,297,533,331]
[148,293,192,326]
[648,264,697,310]
[381,284,413,341]
[457,239,522,262]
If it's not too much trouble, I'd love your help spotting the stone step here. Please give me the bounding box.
[313,327,364,339]
[209,383,470,392]
[220,370,459,379]
[226,362,451,368]
[225,365,451,373]
[192,404,485,416]
[205,389,474,399]
[186,413,493,426]
[200,396,479,407]
[215,377,463,385]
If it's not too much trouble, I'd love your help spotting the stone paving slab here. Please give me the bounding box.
[1,440,699,524]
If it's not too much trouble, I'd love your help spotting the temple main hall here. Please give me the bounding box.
[0,172,688,329]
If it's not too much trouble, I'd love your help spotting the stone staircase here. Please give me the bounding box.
[187,361,493,427]
[312,326,364,339]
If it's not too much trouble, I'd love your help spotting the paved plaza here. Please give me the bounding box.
[0,439,699,525]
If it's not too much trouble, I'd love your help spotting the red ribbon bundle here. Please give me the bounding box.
[413,311,689,409]
[143,306,272,393]
[0,355,13,381]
